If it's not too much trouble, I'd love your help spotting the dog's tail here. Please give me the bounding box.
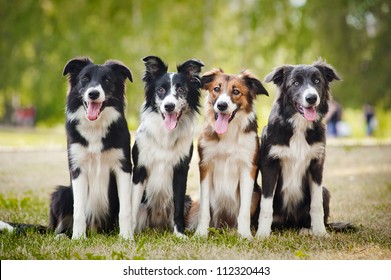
[327,222,357,232]
[324,187,357,232]
[0,220,47,234]
[0,185,74,236]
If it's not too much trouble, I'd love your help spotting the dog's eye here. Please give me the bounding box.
[104,78,111,84]
[213,87,220,93]
[157,87,166,94]
[314,78,320,84]
[232,89,241,96]
[177,87,185,94]
[82,76,90,83]
[293,81,300,86]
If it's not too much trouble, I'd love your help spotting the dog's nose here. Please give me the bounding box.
[217,102,228,112]
[88,90,100,100]
[305,94,318,105]
[164,102,175,112]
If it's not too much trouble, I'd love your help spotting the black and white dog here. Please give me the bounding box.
[50,57,134,239]
[131,56,204,237]
[256,60,342,237]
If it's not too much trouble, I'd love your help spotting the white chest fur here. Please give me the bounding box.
[68,107,124,222]
[269,117,325,211]
[200,129,258,216]
[135,109,195,210]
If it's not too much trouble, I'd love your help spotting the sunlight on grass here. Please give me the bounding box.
[0,127,66,149]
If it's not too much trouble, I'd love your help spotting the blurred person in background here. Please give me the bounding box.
[364,103,377,136]
[326,98,343,137]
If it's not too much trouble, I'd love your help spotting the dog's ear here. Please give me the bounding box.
[63,57,93,77]
[142,56,168,81]
[177,59,205,81]
[240,70,269,97]
[201,68,224,90]
[313,60,341,83]
[263,65,293,87]
[105,60,133,82]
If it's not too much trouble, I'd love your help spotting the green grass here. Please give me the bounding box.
[0,122,390,260]
[0,209,389,260]
[1,162,390,260]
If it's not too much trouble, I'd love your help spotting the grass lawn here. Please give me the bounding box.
[0,129,390,260]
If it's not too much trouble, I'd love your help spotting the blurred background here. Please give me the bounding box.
[1,0,390,138]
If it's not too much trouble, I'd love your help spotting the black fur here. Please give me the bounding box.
[142,56,203,115]
[50,57,132,237]
[131,56,204,236]
[0,58,133,237]
[256,60,354,233]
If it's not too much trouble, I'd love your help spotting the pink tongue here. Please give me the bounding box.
[87,102,101,121]
[303,106,317,121]
[214,113,230,134]
[164,113,178,131]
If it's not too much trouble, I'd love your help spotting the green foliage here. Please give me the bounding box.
[1,0,390,127]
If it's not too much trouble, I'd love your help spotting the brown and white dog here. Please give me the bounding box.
[190,68,268,238]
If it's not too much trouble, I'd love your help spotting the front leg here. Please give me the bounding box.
[131,143,147,233]
[116,169,133,239]
[309,159,328,236]
[195,164,211,237]
[131,166,147,234]
[256,157,280,238]
[72,174,88,239]
[172,151,192,238]
[237,167,254,239]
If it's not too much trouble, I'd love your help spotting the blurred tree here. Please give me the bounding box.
[0,0,390,126]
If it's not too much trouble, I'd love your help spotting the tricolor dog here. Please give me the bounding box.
[192,68,268,238]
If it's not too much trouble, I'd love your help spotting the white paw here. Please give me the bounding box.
[71,232,86,240]
[195,227,208,237]
[174,231,188,239]
[301,227,329,237]
[255,229,271,238]
[173,225,187,239]
[238,225,253,239]
[238,230,253,239]
[119,231,134,240]
[312,229,329,238]
[0,221,14,232]
[311,223,329,237]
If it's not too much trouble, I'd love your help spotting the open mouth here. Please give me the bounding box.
[214,108,238,134]
[162,111,182,131]
[83,101,104,121]
[295,102,317,122]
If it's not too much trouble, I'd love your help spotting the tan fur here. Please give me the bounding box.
[187,69,268,237]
